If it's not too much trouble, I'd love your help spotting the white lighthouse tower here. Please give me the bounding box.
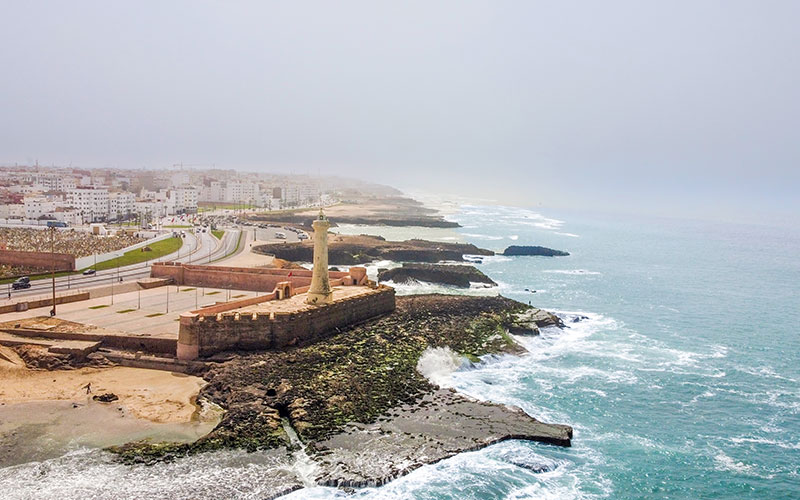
[306,208,333,305]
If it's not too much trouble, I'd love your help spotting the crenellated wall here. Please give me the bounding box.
[177,285,395,360]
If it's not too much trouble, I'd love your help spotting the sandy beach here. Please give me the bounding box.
[0,362,206,424]
[0,352,220,467]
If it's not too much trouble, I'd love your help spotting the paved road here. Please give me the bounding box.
[2,227,241,301]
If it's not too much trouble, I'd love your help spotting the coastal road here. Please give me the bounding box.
[1,228,241,302]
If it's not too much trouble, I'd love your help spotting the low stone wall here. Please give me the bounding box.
[151,262,361,293]
[0,249,75,271]
[178,285,396,360]
[0,326,176,355]
[0,291,90,314]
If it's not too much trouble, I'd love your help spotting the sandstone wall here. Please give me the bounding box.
[151,263,359,293]
[0,250,75,271]
[178,286,395,359]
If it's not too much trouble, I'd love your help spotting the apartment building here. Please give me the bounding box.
[66,187,110,222]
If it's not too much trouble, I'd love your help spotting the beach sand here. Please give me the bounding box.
[0,364,206,424]
[0,362,219,466]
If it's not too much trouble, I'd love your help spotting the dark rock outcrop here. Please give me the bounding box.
[254,235,494,265]
[93,393,119,403]
[378,263,497,288]
[503,245,569,257]
[506,308,565,336]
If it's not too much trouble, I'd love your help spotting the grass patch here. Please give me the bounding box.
[145,312,164,318]
[117,308,136,314]
[91,237,183,272]
[89,304,109,309]
[211,230,224,240]
[209,230,243,263]
[206,291,221,295]
[181,288,196,292]
[232,294,247,298]
[198,203,240,211]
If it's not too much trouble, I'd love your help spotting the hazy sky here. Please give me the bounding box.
[1,1,798,224]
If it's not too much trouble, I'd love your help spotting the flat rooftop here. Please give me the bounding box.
[233,286,374,315]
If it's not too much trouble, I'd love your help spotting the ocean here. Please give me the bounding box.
[2,203,798,499]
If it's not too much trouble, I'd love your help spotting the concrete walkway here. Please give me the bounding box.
[0,284,261,338]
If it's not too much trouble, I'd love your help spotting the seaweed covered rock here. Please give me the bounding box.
[110,294,572,493]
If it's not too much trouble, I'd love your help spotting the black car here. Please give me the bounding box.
[12,277,31,290]
[82,269,96,275]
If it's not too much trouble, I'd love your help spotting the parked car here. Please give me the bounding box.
[82,269,96,275]
[298,233,308,240]
[12,276,31,290]
[275,232,286,240]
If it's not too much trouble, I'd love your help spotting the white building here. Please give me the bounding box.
[31,173,76,192]
[23,196,59,219]
[0,204,24,219]
[199,181,225,203]
[109,191,136,220]
[134,200,168,221]
[172,187,198,214]
[225,181,259,206]
[52,208,82,226]
[66,187,110,222]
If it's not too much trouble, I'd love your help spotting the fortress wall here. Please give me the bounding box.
[179,286,396,359]
[189,291,278,316]
[151,262,351,292]
[0,250,75,271]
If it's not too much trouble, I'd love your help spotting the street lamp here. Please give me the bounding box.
[50,226,56,316]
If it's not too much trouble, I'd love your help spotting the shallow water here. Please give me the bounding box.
[0,399,220,467]
[2,203,798,499]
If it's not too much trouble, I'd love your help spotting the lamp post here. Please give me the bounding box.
[50,226,56,316]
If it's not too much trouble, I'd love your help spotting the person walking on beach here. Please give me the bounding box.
[83,382,92,394]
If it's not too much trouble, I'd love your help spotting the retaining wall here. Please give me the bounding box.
[0,250,75,271]
[0,291,90,314]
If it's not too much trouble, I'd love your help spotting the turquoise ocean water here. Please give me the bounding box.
[314,204,800,499]
[2,203,798,499]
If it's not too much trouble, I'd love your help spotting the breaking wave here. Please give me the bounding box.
[416,347,464,388]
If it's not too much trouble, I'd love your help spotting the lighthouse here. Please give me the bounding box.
[306,208,333,305]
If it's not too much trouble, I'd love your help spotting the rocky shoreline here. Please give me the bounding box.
[111,294,572,495]
[378,263,497,288]
[253,234,493,265]
[249,196,460,228]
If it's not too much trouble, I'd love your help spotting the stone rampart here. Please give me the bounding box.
[177,285,395,360]
[0,250,75,271]
[151,262,362,293]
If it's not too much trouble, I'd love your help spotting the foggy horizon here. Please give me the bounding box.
[2,1,798,225]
